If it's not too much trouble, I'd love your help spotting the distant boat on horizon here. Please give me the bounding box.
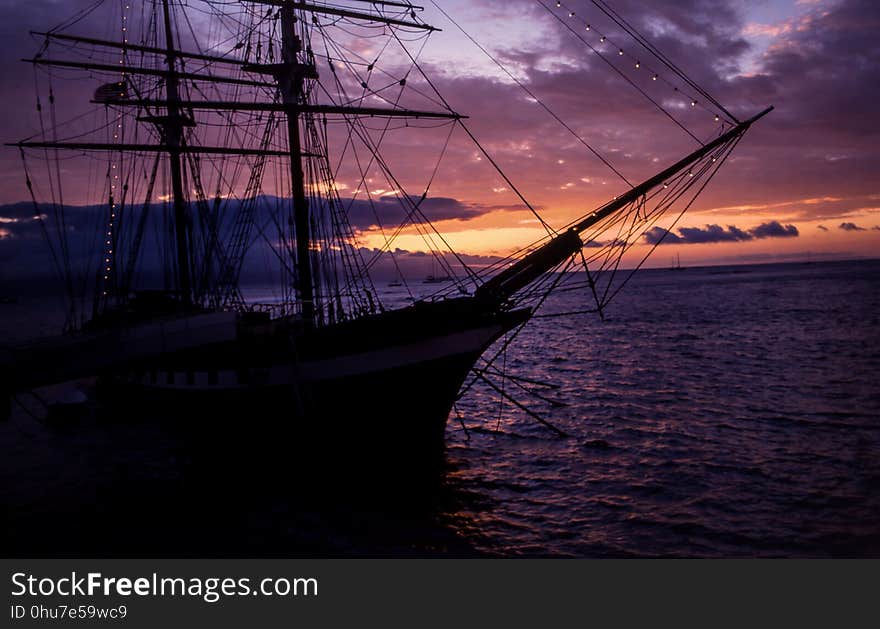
[388,271,404,287]
[423,274,454,284]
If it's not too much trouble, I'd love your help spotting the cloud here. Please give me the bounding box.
[357,246,503,270]
[643,220,799,245]
[817,224,828,231]
[872,226,880,231]
[743,23,792,38]
[678,224,751,243]
[642,228,681,245]
[750,220,799,238]
[345,195,518,230]
[839,222,866,231]
[0,194,509,282]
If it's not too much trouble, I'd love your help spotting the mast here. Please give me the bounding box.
[239,0,446,326]
[279,4,316,328]
[161,0,193,306]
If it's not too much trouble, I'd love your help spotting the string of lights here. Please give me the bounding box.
[548,0,729,128]
[100,2,131,300]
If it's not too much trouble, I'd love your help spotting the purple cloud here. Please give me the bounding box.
[643,220,799,245]
[750,221,799,239]
[839,222,866,231]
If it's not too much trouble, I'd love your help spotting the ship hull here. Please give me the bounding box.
[98,304,530,471]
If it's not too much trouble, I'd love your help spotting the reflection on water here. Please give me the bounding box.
[2,260,879,556]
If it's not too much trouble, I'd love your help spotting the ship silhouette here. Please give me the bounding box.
[2,0,770,465]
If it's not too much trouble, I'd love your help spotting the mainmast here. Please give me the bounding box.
[160,0,193,306]
[243,0,444,328]
[279,5,317,328]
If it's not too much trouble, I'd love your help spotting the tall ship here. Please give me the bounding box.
[1,0,770,461]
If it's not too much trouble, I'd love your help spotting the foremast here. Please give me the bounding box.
[276,4,318,328]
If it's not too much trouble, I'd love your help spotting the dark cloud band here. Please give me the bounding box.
[643,220,799,245]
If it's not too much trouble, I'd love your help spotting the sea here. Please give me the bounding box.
[2,259,879,557]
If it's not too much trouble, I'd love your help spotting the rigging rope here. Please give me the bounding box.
[388,26,556,237]
[589,0,739,124]
[429,0,632,188]
[537,0,703,145]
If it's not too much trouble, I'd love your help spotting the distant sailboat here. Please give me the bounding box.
[423,258,453,284]
[423,274,454,284]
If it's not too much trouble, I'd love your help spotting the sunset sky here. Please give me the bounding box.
[0,0,877,275]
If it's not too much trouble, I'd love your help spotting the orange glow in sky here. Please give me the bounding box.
[0,0,878,271]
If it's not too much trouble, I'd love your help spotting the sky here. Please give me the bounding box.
[0,0,878,280]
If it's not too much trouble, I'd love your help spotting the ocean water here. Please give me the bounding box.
[2,259,879,557]
[446,259,880,556]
